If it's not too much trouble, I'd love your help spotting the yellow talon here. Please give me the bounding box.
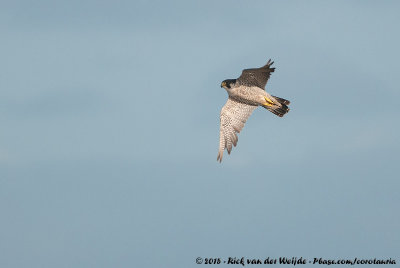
[263,97,275,106]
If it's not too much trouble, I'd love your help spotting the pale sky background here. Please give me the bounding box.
[1,1,399,267]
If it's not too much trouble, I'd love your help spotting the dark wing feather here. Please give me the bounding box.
[236,59,275,89]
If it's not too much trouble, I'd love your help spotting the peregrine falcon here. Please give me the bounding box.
[217,59,290,162]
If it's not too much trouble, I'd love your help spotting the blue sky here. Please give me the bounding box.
[1,1,399,267]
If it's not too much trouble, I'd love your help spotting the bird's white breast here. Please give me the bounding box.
[227,85,266,105]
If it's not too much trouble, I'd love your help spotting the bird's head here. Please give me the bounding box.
[220,79,236,90]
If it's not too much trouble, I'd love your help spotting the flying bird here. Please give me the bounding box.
[217,59,290,162]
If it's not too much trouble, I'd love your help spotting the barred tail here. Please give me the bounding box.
[262,96,290,117]
[272,95,290,105]
[266,104,290,117]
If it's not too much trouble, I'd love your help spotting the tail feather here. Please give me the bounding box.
[262,95,290,117]
[272,95,290,105]
[266,104,290,117]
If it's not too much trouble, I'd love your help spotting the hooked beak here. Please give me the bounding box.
[221,81,226,88]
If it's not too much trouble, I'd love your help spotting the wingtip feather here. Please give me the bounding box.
[217,151,223,163]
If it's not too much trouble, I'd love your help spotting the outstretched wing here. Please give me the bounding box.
[217,97,257,162]
[236,59,275,89]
